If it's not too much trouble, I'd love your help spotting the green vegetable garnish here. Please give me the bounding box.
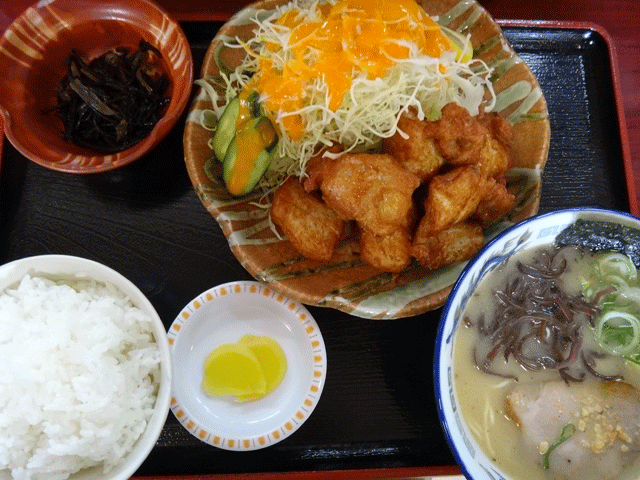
[544,423,576,469]
[595,310,640,356]
[211,90,261,162]
[582,251,640,363]
[222,116,278,196]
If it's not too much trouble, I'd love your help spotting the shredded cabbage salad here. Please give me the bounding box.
[196,0,496,197]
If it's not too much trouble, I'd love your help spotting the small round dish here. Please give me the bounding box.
[0,0,193,173]
[168,281,326,451]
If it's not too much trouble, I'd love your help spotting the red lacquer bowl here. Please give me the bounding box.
[0,0,193,173]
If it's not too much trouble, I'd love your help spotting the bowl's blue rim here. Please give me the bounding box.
[432,206,640,479]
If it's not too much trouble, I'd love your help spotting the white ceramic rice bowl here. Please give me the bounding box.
[434,208,640,479]
[0,254,172,480]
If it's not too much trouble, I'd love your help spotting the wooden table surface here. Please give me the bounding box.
[0,0,638,479]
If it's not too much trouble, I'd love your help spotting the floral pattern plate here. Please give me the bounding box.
[183,0,551,319]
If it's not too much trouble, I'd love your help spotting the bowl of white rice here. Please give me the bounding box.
[0,255,172,480]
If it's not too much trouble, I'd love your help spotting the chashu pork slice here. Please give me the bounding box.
[505,380,640,480]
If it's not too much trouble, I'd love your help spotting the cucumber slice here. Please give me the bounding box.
[223,116,278,196]
[212,91,261,162]
[222,140,276,197]
[244,147,277,194]
[212,96,239,161]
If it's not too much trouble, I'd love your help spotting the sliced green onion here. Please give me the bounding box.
[596,253,638,282]
[544,423,576,469]
[603,274,631,289]
[624,352,640,366]
[595,310,640,356]
[618,286,640,310]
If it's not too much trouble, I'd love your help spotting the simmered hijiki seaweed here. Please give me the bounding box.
[48,40,170,154]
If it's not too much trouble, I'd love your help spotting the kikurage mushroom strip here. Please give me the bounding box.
[468,247,617,383]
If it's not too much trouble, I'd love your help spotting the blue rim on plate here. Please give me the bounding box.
[168,280,327,451]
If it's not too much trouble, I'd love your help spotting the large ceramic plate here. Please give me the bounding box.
[183,0,551,319]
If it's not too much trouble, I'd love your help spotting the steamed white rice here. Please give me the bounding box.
[0,275,161,480]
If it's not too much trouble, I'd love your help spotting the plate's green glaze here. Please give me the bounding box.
[183,0,551,319]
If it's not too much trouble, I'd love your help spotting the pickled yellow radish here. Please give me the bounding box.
[201,343,267,397]
[201,335,287,402]
[236,335,287,402]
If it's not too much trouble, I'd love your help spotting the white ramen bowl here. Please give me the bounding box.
[0,255,172,480]
[434,207,640,479]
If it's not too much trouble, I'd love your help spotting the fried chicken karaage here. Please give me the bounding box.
[360,226,412,273]
[304,152,420,236]
[382,108,444,181]
[269,102,515,273]
[271,176,344,261]
[411,221,485,271]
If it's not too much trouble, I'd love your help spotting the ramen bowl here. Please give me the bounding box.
[435,208,640,480]
[0,0,193,173]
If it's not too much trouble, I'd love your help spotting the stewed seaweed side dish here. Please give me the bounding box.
[48,40,170,153]
[556,219,640,267]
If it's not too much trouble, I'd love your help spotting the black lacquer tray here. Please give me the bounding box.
[0,23,632,477]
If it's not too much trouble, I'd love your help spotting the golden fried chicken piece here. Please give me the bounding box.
[475,109,513,177]
[303,143,344,192]
[474,177,515,227]
[285,103,515,273]
[411,221,484,270]
[382,107,444,181]
[421,166,486,234]
[431,103,487,165]
[271,176,344,261]
[479,109,513,148]
[382,103,513,178]
[305,153,421,236]
[476,136,511,178]
[359,226,412,273]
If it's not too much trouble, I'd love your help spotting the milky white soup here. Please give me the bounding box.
[454,245,640,480]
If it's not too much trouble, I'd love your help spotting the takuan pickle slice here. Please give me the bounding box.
[202,343,267,397]
[202,335,287,401]
[236,335,288,402]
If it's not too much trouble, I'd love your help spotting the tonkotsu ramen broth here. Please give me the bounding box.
[453,244,640,480]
